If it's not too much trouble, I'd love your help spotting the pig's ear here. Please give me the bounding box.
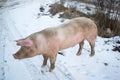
[15,39,25,42]
[16,39,33,47]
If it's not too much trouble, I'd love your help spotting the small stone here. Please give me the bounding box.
[39,7,44,12]
[104,63,108,66]
[4,60,7,63]
[106,49,109,51]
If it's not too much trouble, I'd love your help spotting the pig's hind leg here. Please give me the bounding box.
[41,54,48,67]
[87,37,96,57]
[76,40,84,56]
[89,42,95,57]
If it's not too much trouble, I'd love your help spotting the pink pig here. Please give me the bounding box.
[13,17,97,72]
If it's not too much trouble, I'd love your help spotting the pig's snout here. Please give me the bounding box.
[13,54,19,59]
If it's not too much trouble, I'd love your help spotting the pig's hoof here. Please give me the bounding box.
[89,53,95,57]
[49,69,54,72]
[49,67,55,72]
[76,53,81,56]
[41,65,46,68]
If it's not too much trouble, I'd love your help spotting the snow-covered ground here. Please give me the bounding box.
[0,0,120,80]
[64,1,96,14]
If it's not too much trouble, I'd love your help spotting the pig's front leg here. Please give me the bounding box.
[49,53,57,72]
[41,54,48,67]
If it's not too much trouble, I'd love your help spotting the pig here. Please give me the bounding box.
[13,17,97,72]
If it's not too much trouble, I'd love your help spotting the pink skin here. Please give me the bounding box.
[13,17,97,72]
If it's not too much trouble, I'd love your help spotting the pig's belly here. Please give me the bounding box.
[59,33,84,50]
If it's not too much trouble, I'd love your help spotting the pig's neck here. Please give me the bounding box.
[34,34,48,54]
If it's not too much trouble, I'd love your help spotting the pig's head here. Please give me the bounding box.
[13,38,38,59]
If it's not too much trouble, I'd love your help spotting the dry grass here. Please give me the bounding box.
[49,3,67,15]
[48,2,120,38]
[91,12,120,37]
[85,5,91,11]
[60,8,88,19]
[49,3,88,19]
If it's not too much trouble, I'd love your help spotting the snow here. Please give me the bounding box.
[0,0,120,80]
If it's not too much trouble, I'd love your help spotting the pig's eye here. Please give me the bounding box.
[26,47,29,50]
[23,46,29,49]
[21,47,30,52]
[26,47,30,51]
